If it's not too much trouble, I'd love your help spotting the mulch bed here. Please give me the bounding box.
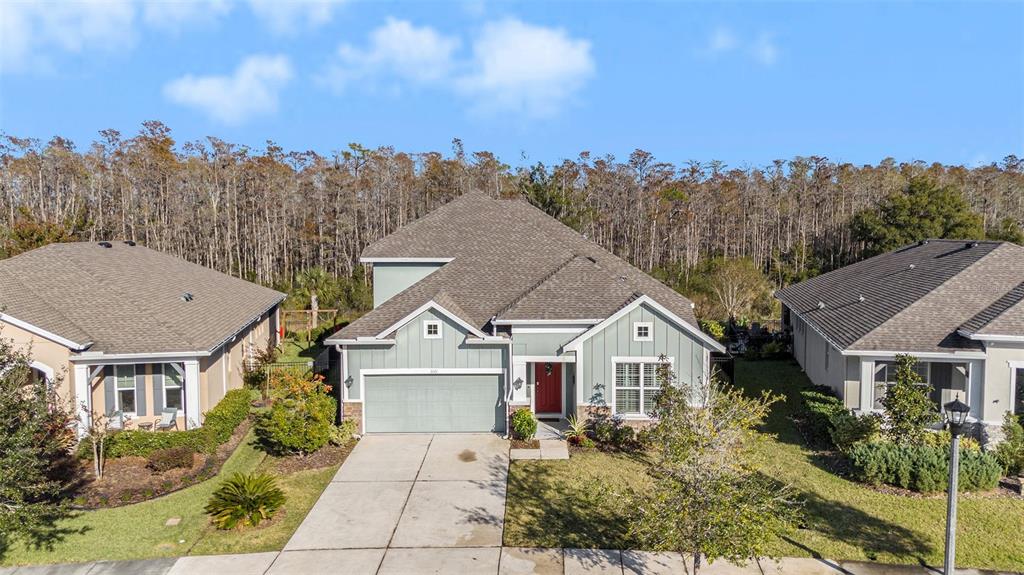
[271,441,356,475]
[73,419,253,509]
[511,439,540,449]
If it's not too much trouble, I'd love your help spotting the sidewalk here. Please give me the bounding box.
[1,551,1018,575]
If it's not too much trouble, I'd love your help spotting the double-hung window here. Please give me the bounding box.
[163,364,184,410]
[115,365,137,415]
[614,360,663,417]
[872,360,929,409]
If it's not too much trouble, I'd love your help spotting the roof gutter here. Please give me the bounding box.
[957,329,1024,343]
[71,350,210,362]
[360,257,454,264]
[324,337,396,346]
[839,349,988,360]
[0,313,93,351]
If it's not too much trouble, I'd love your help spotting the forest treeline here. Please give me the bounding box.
[1,122,1022,316]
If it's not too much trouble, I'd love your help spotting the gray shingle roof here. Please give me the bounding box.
[336,193,699,338]
[0,242,285,354]
[776,239,1024,353]
[960,281,1024,338]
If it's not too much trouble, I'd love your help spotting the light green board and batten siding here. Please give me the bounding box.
[510,332,576,356]
[344,308,506,401]
[371,263,445,308]
[577,302,706,405]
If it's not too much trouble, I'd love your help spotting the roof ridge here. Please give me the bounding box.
[494,253,591,318]
[847,241,1015,348]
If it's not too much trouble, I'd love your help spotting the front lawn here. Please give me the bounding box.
[504,359,1024,571]
[0,430,346,566]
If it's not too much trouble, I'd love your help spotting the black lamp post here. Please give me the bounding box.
[942,397,970,575]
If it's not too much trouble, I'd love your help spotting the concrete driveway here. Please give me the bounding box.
[284,433,510,573]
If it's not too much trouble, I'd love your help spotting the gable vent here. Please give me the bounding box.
[98,241,112,248]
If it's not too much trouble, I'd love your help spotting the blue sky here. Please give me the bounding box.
[1,1,1022,167]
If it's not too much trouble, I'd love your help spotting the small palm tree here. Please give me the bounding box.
[205,472,285,529]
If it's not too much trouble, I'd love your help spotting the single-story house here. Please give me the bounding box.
[0,241,284,434]
[324,192,725,434]
[776,239,1024,441]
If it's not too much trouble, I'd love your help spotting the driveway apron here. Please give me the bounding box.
[283,433,509,574]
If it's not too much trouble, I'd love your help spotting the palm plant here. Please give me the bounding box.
[564,415,589,444]
[205,472,285,529]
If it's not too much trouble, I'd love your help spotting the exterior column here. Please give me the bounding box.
[859,359,874,412]
[74,363,91,438]
[184,359,201,428]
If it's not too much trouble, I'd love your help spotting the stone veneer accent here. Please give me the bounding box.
[342,401,363,433]
[575,404,654,430]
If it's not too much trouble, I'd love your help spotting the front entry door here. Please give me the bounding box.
[534,362,562,414]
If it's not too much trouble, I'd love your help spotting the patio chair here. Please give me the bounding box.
[155,408,179,431]
[106,410,124,431]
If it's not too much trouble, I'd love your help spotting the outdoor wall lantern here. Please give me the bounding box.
[545,362,553,376]
[345,375,354,389]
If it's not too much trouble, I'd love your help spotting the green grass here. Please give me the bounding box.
[504,359,1024,571]
[0,431,341,566]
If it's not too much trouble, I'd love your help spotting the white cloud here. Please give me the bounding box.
[751,33,779,66]
[706,26,737,54]
[456,18,594,117]
[247,0,345,35]
[323,18,459,92]
[142,0,233,31]
[700,26,779,66]
[163,54,293,124]
[1,0,135,73]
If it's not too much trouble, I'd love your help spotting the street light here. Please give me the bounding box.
[942,397,971,575]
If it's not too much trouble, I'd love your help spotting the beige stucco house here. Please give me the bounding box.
[0,241,284,434]
[776,239,1024,442]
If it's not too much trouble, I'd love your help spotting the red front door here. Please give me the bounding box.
[534,362,562,414]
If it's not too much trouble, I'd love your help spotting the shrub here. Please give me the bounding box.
[79,389,253,459]
[256,372,336,455]
[879,354,940,445]
[510,408,537,441]
[995,412,1024,476]
[564,415,588,445]
[146,446,195,473]
[589,419,615,444]
[699,319,725,342]
[828,411,881,453]
[611,424,636,450]
[920,429,981,452]
[205,472,285,529]
[798,387,846,448]
[328,419,359,447]
[847,441,1001,493]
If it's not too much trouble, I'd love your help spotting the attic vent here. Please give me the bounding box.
[817,301,826,310]
[908,264,916,270]
[619,275,628,282]
[98,241,112,248]
[918,239,929,246]
[180,292,194,302]
[967,241,979,248]
[123,240,136,246]
[858,295,866,303]
[585,256,597,264]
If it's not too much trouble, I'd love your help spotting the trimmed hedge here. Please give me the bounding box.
[79,389,253,459]
[848,441,1002,493]
[797,386,846,448]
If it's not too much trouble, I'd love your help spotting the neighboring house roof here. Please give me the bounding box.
[0,242,285,355]
[775,239,1024,353]
[334,193,704,341]
[959,281,1024,339]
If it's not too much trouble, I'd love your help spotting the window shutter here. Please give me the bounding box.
[135,365,147,416]
[104,366,115,416]
[153,365,164,413]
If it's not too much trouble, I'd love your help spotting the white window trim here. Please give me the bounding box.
[161,363,184,411]
[114,364,137,416]
[611,356,674,419]
[423,320,442,339]
[633,322,653,342]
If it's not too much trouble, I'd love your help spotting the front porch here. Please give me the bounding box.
[73,359,201,436]
[509,357,577,420]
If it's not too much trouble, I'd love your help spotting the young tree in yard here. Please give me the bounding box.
[880,354,939,445]
[627,360,800,573]
[699,257,774,321]
[0,337,79,548]
[851,177,985,255]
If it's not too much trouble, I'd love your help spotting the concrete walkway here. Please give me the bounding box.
[3,552,1017,574]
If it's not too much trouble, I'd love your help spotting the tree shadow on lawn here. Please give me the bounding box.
[504,459,640,550]
[790,489,934,564]
[0,511,90,562]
